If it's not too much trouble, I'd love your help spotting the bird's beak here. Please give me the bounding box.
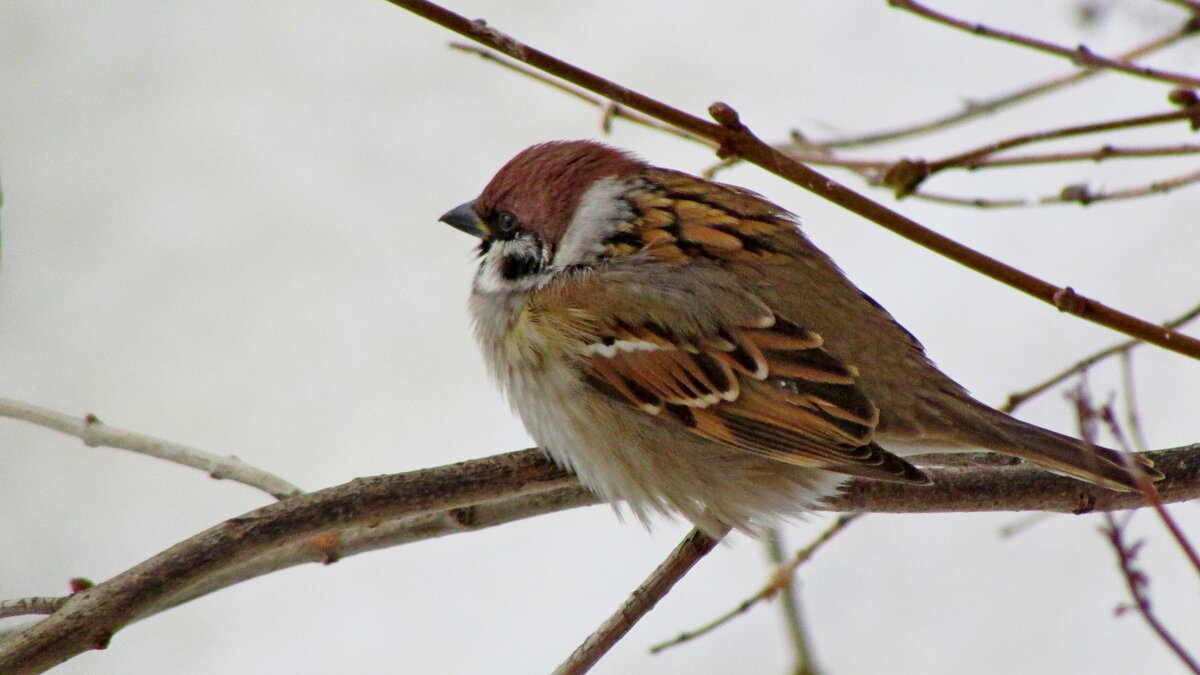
[438,201,488,239]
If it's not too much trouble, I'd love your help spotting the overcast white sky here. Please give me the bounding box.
[2,1,1199,673]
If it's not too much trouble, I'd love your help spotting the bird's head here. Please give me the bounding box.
[439,141,644,293]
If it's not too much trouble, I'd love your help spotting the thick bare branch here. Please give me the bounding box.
[386,0,1200,361]
[0,451,574,673]
[4,445,1200,671]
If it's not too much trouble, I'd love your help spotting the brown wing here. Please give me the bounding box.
[578,310,929,485]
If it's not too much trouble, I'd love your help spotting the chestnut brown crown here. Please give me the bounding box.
[473,141,643,249]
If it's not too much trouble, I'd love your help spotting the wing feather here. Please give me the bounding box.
[565,290,928,484]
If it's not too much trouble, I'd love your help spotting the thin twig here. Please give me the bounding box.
[1102,513,1200,673]
[891,0,1200,89]
[997,512,1053,539]
[926,107,1200,172]
[1096,406,1200,577]
[1003,300,1200,413]
[386,0,1200,360]
[1119,351,1151,454]
[1069,385,1200,672]
[879,106,1200,196]
[553,526,726,675]
[952,143,1200,169]
[764,528,819,675]
[0,598,67,621]
[905,166,1200,208]
[815,18,1200,149]
[650,515,859,655]
[1158,0,1200,15]
[1073,383,1200,585]
[448,43,713,146]
[782,143,1200,175]
[0,398,303,500]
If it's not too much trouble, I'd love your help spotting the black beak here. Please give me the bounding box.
[438,201,488,239]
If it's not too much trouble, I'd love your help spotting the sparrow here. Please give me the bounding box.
[438,140,1161,534]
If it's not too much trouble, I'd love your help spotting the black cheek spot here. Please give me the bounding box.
[499,253,545,280]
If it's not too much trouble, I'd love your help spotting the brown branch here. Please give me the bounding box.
[1088,398,1200,578]
[890,0,1200,89]
[385,0,1200,361]
[880,106,1200,196]
[650,514,859,655]
[5,444,1200,671]
[1102,514,1200,674]
[952,143,1200,169]
[0,450,574,672]
[782,143,1200,176]
[815,18,1200,149]
[1073,389,1200,674]
[889,165,1200,209]
[1003,300,1200,412]
[924,107,1200,173]
[554,526,725,675]
[447,43,714,146]
[0,598,67,621]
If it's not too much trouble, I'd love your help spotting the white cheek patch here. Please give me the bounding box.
[474,238,549,294]
[553,176,633,268]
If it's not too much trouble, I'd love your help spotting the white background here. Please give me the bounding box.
[2,2,1199,673]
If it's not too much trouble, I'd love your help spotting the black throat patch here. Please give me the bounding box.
[499,249,546,281]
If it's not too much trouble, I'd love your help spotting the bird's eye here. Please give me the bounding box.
[493,210,520,235]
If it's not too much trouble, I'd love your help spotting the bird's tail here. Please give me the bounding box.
[981,409,1162,492]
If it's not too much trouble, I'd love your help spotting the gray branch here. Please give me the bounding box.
[2,445,1198,673]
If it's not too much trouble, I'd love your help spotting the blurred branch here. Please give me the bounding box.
[1071,387,1200,673]
[765,528,820,675]
[554,526,726,675]
[891,0,1200,88]
[448,43,715,146]
[0,598,66,621]
[1089,399,1200,578]
[0,398,302,500]
[650,515,859,658]
[815,17,1200,149]
[1003,300,1200,412]
[888,105,1200,194]
[389,0,1200,360]
[5,443,1200,671]
[913,165,1200,207]
[1102,513,1200,674]
[782,143,1200,175]
[1160,0,1200,14]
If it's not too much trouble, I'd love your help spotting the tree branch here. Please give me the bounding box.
[0,398,302,500]
[650,514,859,656]
[890,0,1200,89]
[554,526,726,675]
[4,444,1200,671]
[385,0,1200,361]
[814,17,1200,149]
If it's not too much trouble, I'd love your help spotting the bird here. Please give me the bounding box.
[437,140,1161,535]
